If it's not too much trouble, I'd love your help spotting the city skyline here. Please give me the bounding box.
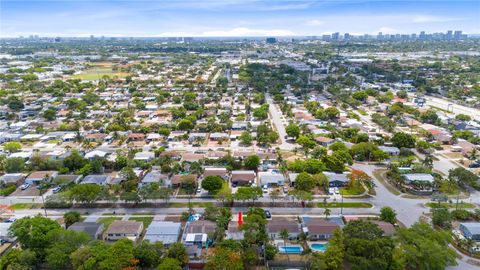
[1,0,479,37]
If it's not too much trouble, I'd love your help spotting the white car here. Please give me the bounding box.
[52,187,61,193]
[328,188,335,195]
[20,183,30,190]
[334,187,340,195]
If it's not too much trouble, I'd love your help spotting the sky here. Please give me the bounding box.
[0,0,479,37]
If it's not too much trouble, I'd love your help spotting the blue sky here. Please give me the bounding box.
[1,0,479,37]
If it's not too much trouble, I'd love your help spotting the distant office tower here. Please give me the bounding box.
[344,33,350,40]
[377,32,383,40]
[419,31,426,40]
[331,32,340,40]
[411,33,417,39]
[90,35,94,40]
[322,34,331,41]
[454,30,462,40]
[266,37,277,44]
[446,30,453,40]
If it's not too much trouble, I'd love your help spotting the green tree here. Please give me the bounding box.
[135,241,163,268]
[9,216,61,258]
[3,157,25,173]
[43,107,57,121]
[67,184,101,205]
[286,123,300,139]
[324,229,345,270]
[280,228,290,261]
[201,176,224,194]
[391,132,416,148]
[63,211,82,228]
[396,223,456,270]
[380,207,397,224]
[3,141,21,153]
[244,155,260,170]
[157,258,182,270]
[295,172,316,192]
[165,243,189,267]
[7,95,24,111]
[296,135,316,151]
[431,207,452,229]
[45,229,90,269]
[177,119,194,130]
[239,131,252,145]
[448,167,479,189]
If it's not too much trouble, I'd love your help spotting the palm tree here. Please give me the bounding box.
[280,228,290,262]
[324,208,331,219]
[422,154,434,169]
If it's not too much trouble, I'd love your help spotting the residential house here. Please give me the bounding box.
[54,174,82,184]
[144,221,182,246]
[183,220,216,247]
[226,221,244,241]
[379,146,400,156]
[0,173,25,186]
[303,218,342,240]
[324,171,349,187]
[81,175,110,186]
[460,223,480,241]
[139,171,169,187]
[203,167,228,180]
[267,219,301,240]
[259,172,285,187]
[68,222,104,240]
[128,133,145,142]
[25,171,58,185]
[104,220,143,242]
[371,220,395,236]
[171,174,197,188]
[134,151,155,162]
[230,170,256,186]
[315,136,335,147]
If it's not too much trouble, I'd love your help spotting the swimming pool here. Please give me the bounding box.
[310,243,328,252]
[278,245,303,254]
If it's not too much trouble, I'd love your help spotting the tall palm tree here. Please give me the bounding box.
[280,228,290,262]
[324,208,331,219]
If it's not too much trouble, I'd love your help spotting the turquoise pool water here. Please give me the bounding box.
[311,243,328,252]
[278,246,303,254]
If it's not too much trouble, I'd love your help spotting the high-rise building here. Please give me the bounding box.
[331,32,340,40]
[344,33,350,40]
[446,30,453,40]
[266,37,277,44]
[454,30,462,40]
[377,32,383,40]
[419,31,426,40]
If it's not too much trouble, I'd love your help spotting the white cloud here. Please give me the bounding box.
[412,15,458,23]
[159,27,295,37]
[376,27,397,34]
[305,19,324,26]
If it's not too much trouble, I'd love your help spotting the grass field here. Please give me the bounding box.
[73,67,130,81]
[10,203,41,210]
[425,202,476,209]
[340,185,366,196]
[373,170,402,196]
[317,202,373,208]
[129,216,154,228]
[97,217,122,232]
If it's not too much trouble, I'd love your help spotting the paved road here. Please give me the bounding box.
[425,96,480,121]
[265,93,296,150]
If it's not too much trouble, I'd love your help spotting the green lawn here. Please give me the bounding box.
[373,170,401,196]
[97,217,122,231]
[426,202,476,209]
[317,202,373,208]
[73,67,130,81]
[10,203,41,210]
[129,216,154,228]
[340,185,366,196]
[168,202,214,208]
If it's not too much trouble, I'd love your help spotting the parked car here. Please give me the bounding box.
[52,186,61,193]
[469,161,480,168]
[20,183,30,190]
[4,218,16,223]
[264,210,272,219]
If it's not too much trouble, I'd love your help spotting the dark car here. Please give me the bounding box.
[264,210,272,219]
[469,162,480,168]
